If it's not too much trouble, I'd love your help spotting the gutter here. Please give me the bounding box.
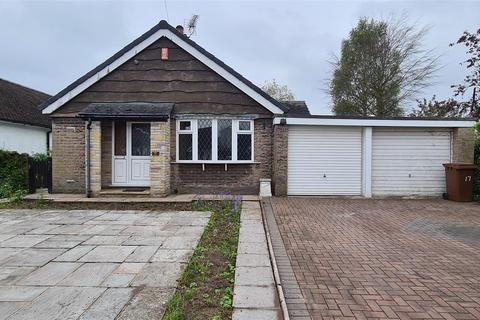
[77,114,170,121]
[0,119,51,130]
[85,118,92,198]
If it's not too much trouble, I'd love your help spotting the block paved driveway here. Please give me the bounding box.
[0,209,210,319]
[271,198,480,320]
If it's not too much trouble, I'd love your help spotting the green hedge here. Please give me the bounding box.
[0,150,29,198]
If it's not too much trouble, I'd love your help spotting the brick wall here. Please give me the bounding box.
[51,118,85,193]
[151,120,171,196]
[89,121,102,194]
[452,127,475,163]
[272,124,288,196]
[101,122,112,187]
[170,118,273,195]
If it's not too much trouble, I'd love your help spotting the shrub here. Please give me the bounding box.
[0,150,29,199]
[31,152,51,161]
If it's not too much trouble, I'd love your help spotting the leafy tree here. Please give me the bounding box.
[409,96,466,118]
[262,79,295,101]
[410,28,479,118]
[330,18,438,117]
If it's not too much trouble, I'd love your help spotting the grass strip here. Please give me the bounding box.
[163,199,241,320]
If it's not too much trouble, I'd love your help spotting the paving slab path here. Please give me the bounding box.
[232,201,283,320]
[0,209,210,320]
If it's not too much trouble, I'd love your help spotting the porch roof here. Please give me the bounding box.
[78,102,173,121]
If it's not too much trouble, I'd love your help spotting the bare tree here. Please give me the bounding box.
[329,17,440,117]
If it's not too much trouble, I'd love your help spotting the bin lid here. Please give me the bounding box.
[443,163,477,169]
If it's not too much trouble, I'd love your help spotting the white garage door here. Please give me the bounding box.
[372,128,451,197]
[288,126,362,195]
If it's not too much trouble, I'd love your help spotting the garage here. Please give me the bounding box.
[372,128,451,197]
[287,125,362,195]
[275,116,474,198]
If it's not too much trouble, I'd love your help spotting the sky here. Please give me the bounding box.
[0,0,478,115]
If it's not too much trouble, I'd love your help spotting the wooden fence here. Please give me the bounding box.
[28,158,52,194]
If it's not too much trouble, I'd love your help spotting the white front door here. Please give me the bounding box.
[112,121,151,186]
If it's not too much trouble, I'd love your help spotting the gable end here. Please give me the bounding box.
[41,20,288,115]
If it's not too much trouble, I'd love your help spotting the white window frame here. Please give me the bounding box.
[176,119,254,163]
[177,120,195,161]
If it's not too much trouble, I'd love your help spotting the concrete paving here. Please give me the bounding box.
[232,201,283,320]
[0,209,210,320]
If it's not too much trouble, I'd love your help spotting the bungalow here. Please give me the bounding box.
[0,79,51,155]
[40,20,475,197]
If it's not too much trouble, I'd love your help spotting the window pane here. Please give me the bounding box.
[180,121,191,131]
[197,119,212,160]
[217,119,232,160]
[237,134,252,160]
[114,121,126,156]
[178,134,192,160]
[131,123,151,156]
[239,121,251,131]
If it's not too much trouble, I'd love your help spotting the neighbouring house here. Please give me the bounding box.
[0,79,51,155]
[40,20,476,197]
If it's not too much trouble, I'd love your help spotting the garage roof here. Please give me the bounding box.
[274,115,476,127]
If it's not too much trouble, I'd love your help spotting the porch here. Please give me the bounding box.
[79,103,173,198]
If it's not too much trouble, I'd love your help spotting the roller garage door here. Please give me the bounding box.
[288,126,362,195]
[372,128,451,197]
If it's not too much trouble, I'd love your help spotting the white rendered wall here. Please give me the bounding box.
[0,121,49,155]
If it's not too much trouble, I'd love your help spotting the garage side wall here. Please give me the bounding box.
[452,127,475,163]
[273,124,288,196]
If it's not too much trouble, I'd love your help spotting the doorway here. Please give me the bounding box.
[112,121,151,186]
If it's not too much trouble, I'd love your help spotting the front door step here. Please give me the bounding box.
[99,188,151,198]
[123,188,147,192]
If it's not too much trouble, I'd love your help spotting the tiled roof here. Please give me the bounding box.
[0,78,51,128]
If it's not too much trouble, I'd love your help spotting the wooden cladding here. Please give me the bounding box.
[53,37,270,116]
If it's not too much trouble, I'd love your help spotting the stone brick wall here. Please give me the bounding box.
[272,124,288,196]
[51,118,86,193]
[151,120,171,196]
[452,127,475,163]
[170,118,273,195]
[101,122,112,187]
[89,121,102,195]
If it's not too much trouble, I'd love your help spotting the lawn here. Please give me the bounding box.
[163,199,241,320]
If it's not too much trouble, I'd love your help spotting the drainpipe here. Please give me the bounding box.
[86,118,92,198]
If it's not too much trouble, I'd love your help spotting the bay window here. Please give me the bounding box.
[176,119,254,163]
